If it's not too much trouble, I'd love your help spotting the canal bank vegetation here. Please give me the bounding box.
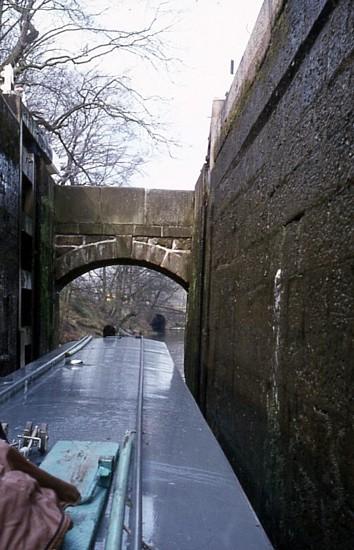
[59,265,186,342]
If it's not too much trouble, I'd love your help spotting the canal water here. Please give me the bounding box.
[150,329,185,379]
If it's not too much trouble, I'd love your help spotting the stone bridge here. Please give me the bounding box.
[54,186,194,289]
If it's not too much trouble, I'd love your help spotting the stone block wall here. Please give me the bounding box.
[54,186,194,234]
[54,186,194,288]
[187,0,354,548]
[0,96,20,375]
[0,95,57,370]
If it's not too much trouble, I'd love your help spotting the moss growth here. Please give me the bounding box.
[216,77,254,155]
[214,3,289,157]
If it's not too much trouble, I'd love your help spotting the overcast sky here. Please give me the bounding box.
[100,0,264,190]
[131,0,264,190]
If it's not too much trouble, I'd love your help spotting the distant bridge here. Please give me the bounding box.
[54,186,194,289]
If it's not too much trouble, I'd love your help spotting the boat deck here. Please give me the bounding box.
[1,336,272,549]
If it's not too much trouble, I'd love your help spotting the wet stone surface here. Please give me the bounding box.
[0,97,20,376]
[187,1,354,548]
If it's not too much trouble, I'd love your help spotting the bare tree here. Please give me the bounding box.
[0,0,172,185]
[27,67,157,185]
[59,265,186,341]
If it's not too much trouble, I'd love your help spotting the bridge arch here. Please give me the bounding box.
[54,186,194,291]
[55,237,190,290]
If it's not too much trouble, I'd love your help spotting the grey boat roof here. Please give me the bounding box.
[1,336,272,549]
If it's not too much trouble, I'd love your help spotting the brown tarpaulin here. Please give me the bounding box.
[0,441,80,550]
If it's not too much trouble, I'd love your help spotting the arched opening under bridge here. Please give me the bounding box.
[58,264,187,376]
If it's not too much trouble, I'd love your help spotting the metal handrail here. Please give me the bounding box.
[104,336,145,549]
[64,335,92,356]
[0,335,92,404]
[104,431,135,550]
[131,336,144,550]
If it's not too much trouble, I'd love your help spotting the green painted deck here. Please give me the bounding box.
[41,440,119,550]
